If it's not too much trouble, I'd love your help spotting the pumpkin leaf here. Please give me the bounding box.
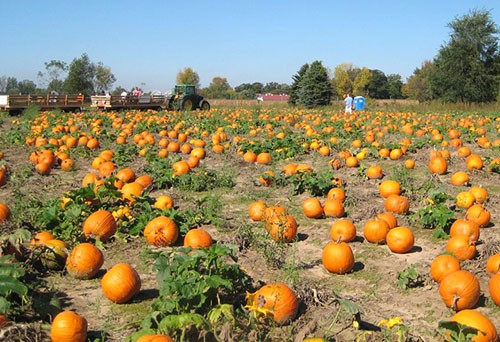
[158,313,208,333]
[438,320,481,340]
[0,275,28,297]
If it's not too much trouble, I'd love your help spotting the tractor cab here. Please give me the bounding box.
[167,84,210,111]
[174,84,196,96]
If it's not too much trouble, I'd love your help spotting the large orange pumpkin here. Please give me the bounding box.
[384,194,410,214]
[379,180,401,198]
[429,156,448,174]
[363,218,390,244]
[450,219,480,243]
[302,198,323,219]
[439,270,480,311]
[322,199,345,218]
[266,215,298,243]
[329,219,357,243]
[172,160,190,176]
[83,210,117,242]
[322,241,355,274]
[469,186,488,204]
[386,227,414,254]
[446,235,476,261]
[66,243,104,280]
[490,273,500,306]
[430,254,461,283]
[51,310,87,342]
[486,253,500,276]
[450,309,498,342]
[121,181,144,203]
[0,202,11,222]
[143,216,178,246]
[466,205,491,228]
[245,283,298,324]
[101,263,141,304]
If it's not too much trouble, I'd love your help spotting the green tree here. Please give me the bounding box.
[94,63,116,93]
[430,9,500,102]
[5,77,19,95]
[367,69,389,99]
[64,53,96,96]
[18,80,37,95]
[353,67,372,96]
[288,63,309,105]
[111,86,127,96]
[386,74,404,99]
[176,67,200,88]
[38,60,67,92]
[403,60,435,101]
[297,60,332,108]
[333,63,354,97]
[205,77,232,99]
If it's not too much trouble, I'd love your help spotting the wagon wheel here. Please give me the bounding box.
[181,98,193,111]
[200,100,210,111]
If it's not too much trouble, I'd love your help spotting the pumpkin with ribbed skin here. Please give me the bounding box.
[330,219,357,243]
[115,167,136,183]
[172,160,190,176]
[29,231,55,248]
[135,175,153,189]
[450,171,470,186]
[439,270,480,311]
[430,254,461,283]
[366,165,383,179]
[143,216,178,246]
[245,283,298,324]
[486,253,500,276]
[446,235,476,261]
[248,200,266,221]
[83,210,117,241]
[302,198,323,219]
[379,180,401,198]
[66,243,104,279]
[322,241,354,274]
[363,218,390,244]
[184,228,213,248]
[322,199,345,218]
[386,227,414,254]
[469,186,488,204]
[327,187,346,202]
[136,334,174,342]
[266,215,298,243]
[466,205,491,228]
[450,309,498,342]
[376,212,398,229]
[450,219,480,243]
[101,263,141,303]
[384,194,410,214]
[429,156,448,174]
[263,205,286,222]
[121,181,144,203]
[51,310,87,342]
[490,273,500,306]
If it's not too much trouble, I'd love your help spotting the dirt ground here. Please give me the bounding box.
[0,109,499,341]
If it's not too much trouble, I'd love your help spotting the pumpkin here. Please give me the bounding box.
[366,165,383,179]
[258,170,275,187]
[101,263,141,304]
[386,227,414,254]
[466,154,483,171]
[302,198,323,219]
[429,156,448,174]
[263,205,287,222]
[379,180,401,198]
[466,205,490,228]
[439,270,480,311]
[39,239,68,270]
[243,151,257,163]
[121,181,144,202]
[35,161,51,175]
[136,334,174,342]
[327,188,346,202]
[190,147,206,159]
[456,191,476,209]
[248,200,266,221]
[115,168,136,183]
[0,202,11,222]
[330,219,357,243]
[457,146,472,157]
[82,173,101,187]
[376,212,398,229]
[154,195,174,210]
[143,216,178,246]
[266,215,298,243]
[322,241,355,274]
[404,159,415,169]
[450,219,480,243]
[98,161,116,178]
[66,243,104,279]
[184,228,213,248]
[29,231,55,248]
[51,310,87,342]
[446,235,476,261]
[283,163,298,175]
[135,175,154,189]
[172,160,190,176]
[384,194,410,214]
[322,199,345,218]
[60,158,74,171]
[256,152,271,164]
[245,283,298,324]
[450,309,498,342]
[83,210,117,241]
[450,171,470,186]
[486,253,500,276]
[469,186,488,204]
[345,156,359,167]
[430,254,461,283]
[363,218,390,244]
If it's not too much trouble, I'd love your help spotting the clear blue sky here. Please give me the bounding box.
[1,0,499,92]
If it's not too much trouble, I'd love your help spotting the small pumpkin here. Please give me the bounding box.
[143,216,178,246]
[450,309,498,342]
[446,235,476,261]
[51,310,87,342]
[430,254,461,283]
[429,156,448,174]
[386,226,414,254]
[136,334,174,342]
[302,198,323,219]
[322,241,355,274]
[101,263,141,304]
[450,171,470,186]
[384,194,410,214]
[366,165,383,179]
[439,270,480,311]
[469,186,488,204]
[363,218,390,244]
[83,210,117,242]
[322,199,345,218]
[327,188,346,202]
[329,219,357,243]
[29,231,55,248]
[66,243,104,280]
[248,200,266,221]
[266,215,298,243]
[379,180,401,198]
[486,253,500,276]
[245,283,298,324]
[184,228,213,248]
[465,204,490,228]
[456,191,476,209]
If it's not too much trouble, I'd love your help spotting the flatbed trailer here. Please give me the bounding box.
[90,95,167,111]
[0,94,84,114]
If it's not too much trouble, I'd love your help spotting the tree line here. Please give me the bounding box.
[1,10,498,107]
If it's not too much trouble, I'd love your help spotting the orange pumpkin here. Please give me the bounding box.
[184,228,213,248]
[466,154,483,171]
[245,283,298,324]
[322,199,345,218]
[386,226,414,254]
[302,198,323,219]
[29,231,55,248]
[450,171,470,186]
[256,152,272,165]
[366,165,383,179]
[329,219,357,243]
[450,309,498,342]
[430,254,461,283]
[143,216,178,246]
[363,218,390,244]
[469,186,488,204]
[248,200,266,221]
[136,334,174,342]
[446,235,476,261]
[322,241,355,274]
[450,219,480,243]
[266,215,298,243]
[486,253,500,276]
[429,156,448,174]
[135,175,154,189]
[115,168,136,183]
[456,191,476,209]
[121,181,144,203]
[327,188,346,202]
[172,160,190,176]
[101,263,141,304]
[51,310,87,342]
[376,212,398,229]
[384,194,410,214]
[66,243,104,279]
[379,180,401,198]
[83,210,117,241]
[439,270,480,311]
[0,202,11,222]
[465,204,490,228]
[154,195,174,210]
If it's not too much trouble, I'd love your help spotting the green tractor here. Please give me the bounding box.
[166,84,210,111]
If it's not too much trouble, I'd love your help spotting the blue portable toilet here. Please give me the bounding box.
[353,96,365,110]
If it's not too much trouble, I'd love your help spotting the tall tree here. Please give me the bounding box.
[353,67,372,96]
[288,63,309,105]
[386,74,404,99]
[94,63,116,93]
[205,77,232,99]
[403,61,435,101]
[18,80,37,95]
[176,67,200,88]
[430,9,500,102]
[64,53,96,96]
[367,69,389,99]
[5,77,19,95]
[38,60,67,92]
[297,60,332,108]
[333,63,354,97]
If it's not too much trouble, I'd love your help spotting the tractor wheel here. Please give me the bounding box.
[181,98,194,111]
[200,100,210,111]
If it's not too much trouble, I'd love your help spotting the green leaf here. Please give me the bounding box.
[0,275,28,297]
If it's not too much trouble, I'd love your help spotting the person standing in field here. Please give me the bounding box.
[344,93,353,114]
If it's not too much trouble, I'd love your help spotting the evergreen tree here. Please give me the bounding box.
[297,61,332,108]
[430,9,500,102]
[288,63,309,105]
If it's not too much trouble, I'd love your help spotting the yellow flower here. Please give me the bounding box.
[379,317,403,329]
[427,198,435,205]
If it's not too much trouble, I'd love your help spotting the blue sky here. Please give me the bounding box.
[1,0,499,92]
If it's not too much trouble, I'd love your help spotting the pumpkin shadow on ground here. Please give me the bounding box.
[87,330,109,341]
[406,245,423,254]
[353,261,365,272]
[296,233,308,242]
[134,288,159,301]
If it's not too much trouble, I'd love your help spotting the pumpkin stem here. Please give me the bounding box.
[451,294,459,311]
